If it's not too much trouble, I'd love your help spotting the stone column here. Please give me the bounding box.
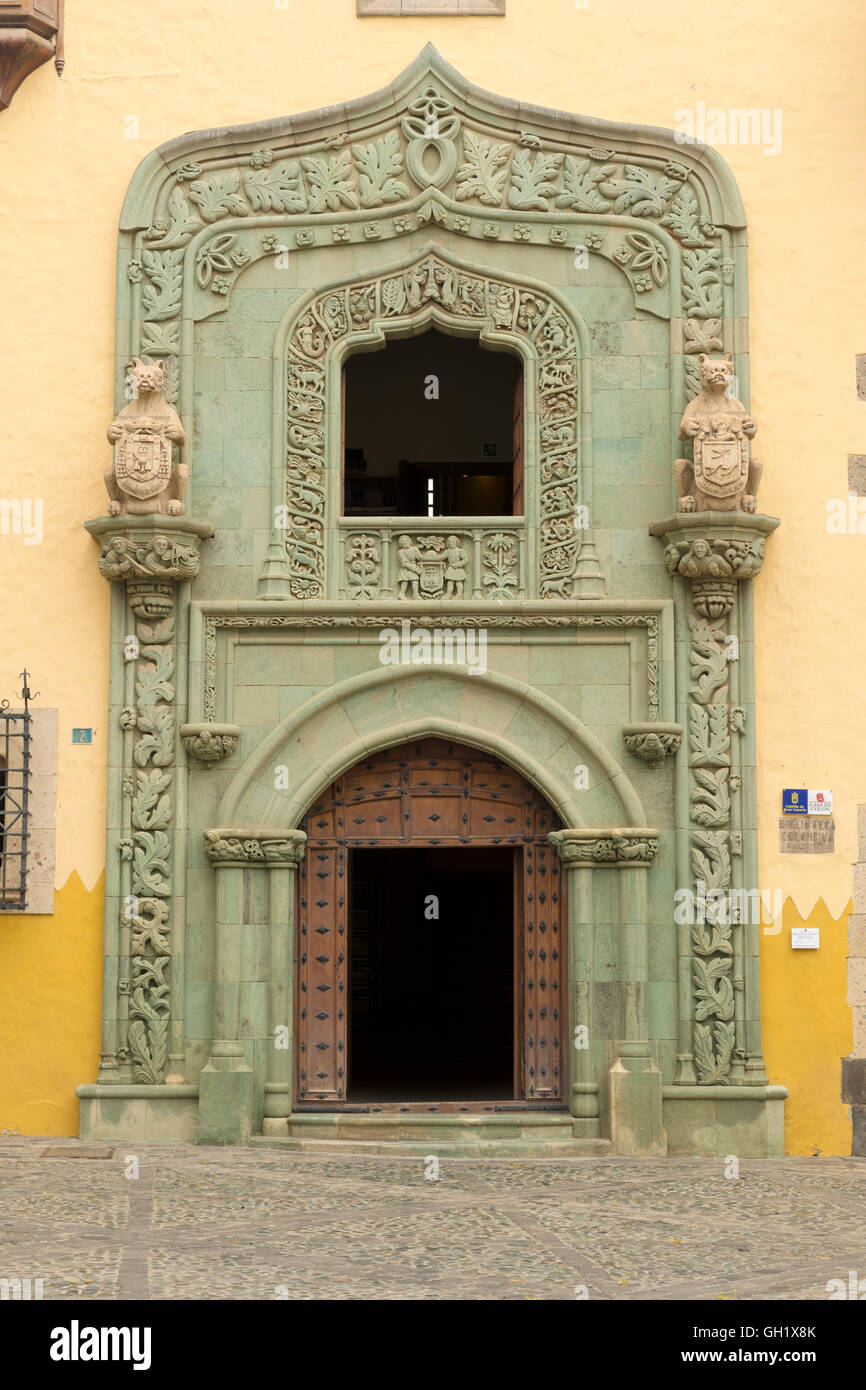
[550,828,663,1154]
[649,513,779,1090]
[199,828,306,1144]
[85,515,213,1088]
[263,832,307,1135]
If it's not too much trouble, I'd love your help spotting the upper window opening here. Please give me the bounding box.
[343,328,523,518]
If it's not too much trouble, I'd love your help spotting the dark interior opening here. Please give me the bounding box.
[348,846,515,1100]
[343,328,522,517]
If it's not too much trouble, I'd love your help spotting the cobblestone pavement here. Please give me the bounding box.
[1,1137,864,1301]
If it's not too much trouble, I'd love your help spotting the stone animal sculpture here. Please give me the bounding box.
[105,358,188,516]
[675,355,762,513]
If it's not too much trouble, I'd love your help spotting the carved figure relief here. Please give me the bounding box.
[675,356,762,513]
[106,360,188,516]
[286,254,581,598]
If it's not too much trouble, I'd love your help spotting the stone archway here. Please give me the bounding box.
[295,736,564,1107]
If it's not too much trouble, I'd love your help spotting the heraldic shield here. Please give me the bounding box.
[115,422,173,501]
[693,434,749,501]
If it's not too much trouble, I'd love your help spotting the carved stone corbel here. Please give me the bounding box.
[623,723,683,767]
[180,724,240,766]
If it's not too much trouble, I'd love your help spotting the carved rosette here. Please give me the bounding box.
[651,513,778,1085]
[204,828,307,868]
[86,515,213,1085]
[623,723,683,767]
[180,723,241,765]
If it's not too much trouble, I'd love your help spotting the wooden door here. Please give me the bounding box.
[296,738,563,1106]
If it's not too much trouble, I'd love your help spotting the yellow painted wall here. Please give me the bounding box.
[0,0,862,1146]
[0,875,103,1136]
[762,900,853,1155]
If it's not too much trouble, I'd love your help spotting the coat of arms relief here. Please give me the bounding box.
[105,358,188,516]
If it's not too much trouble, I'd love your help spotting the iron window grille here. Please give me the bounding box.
[0,673,34,911]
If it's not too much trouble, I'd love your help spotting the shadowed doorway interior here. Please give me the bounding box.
[348,847,515,1101]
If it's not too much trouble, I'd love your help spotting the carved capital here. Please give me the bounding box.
[181,724,240,765]
[623,723,682,766]
[549,828,660,866]
[204,827,307,868]
[650,513,779,614]
[86,515,214,584]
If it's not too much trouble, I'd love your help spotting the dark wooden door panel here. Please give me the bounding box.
[297,739,564,1105]
[297,845,347,1102]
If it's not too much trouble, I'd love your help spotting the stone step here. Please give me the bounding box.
[250,1112,611,1157]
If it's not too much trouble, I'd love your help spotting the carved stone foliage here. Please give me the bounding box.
[126,600,176,1085]
[687,611,738,1083]
[204,829,307,867]
[651,513,777,1086]
[287,253,580,598]
[120,56,739,472]
[87,518,212,1086]
[549,830,660,864]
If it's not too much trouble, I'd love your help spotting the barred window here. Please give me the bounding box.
[0,676,56,915]
[0,681,32,910]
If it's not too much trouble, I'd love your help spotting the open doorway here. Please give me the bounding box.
[348,846,516,1101]
[343,328,523,517]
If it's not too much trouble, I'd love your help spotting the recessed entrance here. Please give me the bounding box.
[348,846,515,1101]
[296,738,565,1109]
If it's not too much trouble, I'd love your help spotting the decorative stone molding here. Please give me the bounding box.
[653,514,777,620]
[87,515,213,583]
[281,248,583,599]
[204,828,307,868]
[549,829,659,865]
[623,723,683,766]
[651,510,778,1086]
[200,607,661,725]
[0,0,64,111]
[86,514,212,1088]
[115,49,747,605]
[341,523,522,600]
[180,723,240,765]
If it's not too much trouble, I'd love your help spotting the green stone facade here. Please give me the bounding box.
[80,48,784,1155]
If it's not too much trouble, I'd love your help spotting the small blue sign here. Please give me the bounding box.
[782,788,808,815]
[72,728,93,745]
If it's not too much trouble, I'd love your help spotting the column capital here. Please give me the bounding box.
[649,512,780,618]
[204,827,307,868]
[549,828,659,866]
[85,515,214,585]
